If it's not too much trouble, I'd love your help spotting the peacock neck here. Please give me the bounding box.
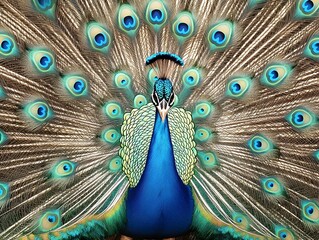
[140,109,180,181]
[124,109,194,238]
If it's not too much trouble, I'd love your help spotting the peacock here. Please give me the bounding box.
[0,0,318,239]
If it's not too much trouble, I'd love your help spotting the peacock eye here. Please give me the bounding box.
[182,68,202,88]
[195,127,213,143]
[260,177,285,197]
[260,62,293,87]
[28,48,56,74]
[50,160,77,179]
[103,101,123,120]
[113,71,132,89]
[101,128,121,144]
[37,210,62,233]
[301,200,319,224]
[295,0,319,19]
[232,212,250,230]
[134,95,148,109]
[23,100,54,124]
[62,74,89,98]
[172,11,195,42]
[198,151,219,169]
[192,101,214,119]
[225,76,252,99]
[85,22,111,54]
[108,157,123,172]
[31,0,57,19]
[207,20,235,51]
[304,35,319,62]
[145,0,168,31]
[0,182,10,204]
[275,226,295,240]
[0,32,19,58]
[117,4,140,36]
[247,134,274,154]
[285,107,317,131]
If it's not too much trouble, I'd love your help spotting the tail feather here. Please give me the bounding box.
[0,0,318,239]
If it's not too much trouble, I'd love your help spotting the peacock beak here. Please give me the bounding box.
[157,99,170,121]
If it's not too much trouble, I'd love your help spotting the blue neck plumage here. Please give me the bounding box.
[124,109,194,238]
[141,109,178,181]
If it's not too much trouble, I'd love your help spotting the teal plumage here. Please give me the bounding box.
[0,0,318,240]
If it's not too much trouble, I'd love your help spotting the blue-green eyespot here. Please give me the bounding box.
[134,95,147,109]
[232,212,250,230]
[172,11,195,43]
[108,157,123,173]
[145,0,168,31]
[182,68,202,88]
[113,71,134,99]
[260,177,285,197]
[113,71,132,89]
[101,128,121,144]
[225,75,252,99]
[275,225,296,240]
[36,209,62,233]
[198,151,219,169]
[31,0,57,19]
[103,101,123,120]
[192,101,214,119]
[0,182,10,206]
[61,74,89,98]
[117,4,140,37]
[260,62,293,88]
[23,99,54,124]
[295,0,319,19]
[28,48,56,74]
[0,31,19,58]
[285,107,317,131]
[0,129,8,146]
[304,34,319,62]
[195,127,213,143]
[49,160,77,179]
[301,200,319,224]
[207,20,235,52]
[85,21,111,54]
[247,134,274,154]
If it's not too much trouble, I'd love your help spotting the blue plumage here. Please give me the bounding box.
[0,1,318,239]
[124,110,194,238]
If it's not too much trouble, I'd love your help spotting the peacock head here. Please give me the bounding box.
[152,78,175,121]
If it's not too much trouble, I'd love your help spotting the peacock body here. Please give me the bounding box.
[0,0,318,239]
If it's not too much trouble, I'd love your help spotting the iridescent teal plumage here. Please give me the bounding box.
[22,99,54,124]
[0,182,9,206]
[85,22,112,54]
[0,0,318,240]
[28,48,56,75]
[0,31,19,58]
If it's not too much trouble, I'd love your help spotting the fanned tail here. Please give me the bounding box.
[0,0,318,239]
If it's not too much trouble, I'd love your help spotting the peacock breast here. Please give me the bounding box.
[120,105,197,238]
